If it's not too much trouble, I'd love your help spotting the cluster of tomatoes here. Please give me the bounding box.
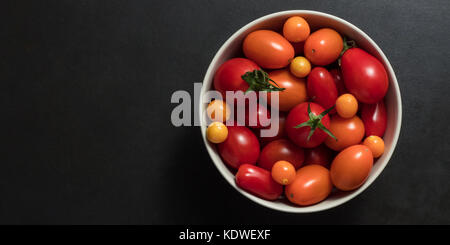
[205,16,389,206]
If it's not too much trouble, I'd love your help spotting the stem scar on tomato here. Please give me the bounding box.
[294,103,337,141]
[241,69,286,93]
[338,36,357,66]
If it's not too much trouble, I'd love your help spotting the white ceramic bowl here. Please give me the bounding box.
[199,10,402,213]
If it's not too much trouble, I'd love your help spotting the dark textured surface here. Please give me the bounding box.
[0,0,449,224]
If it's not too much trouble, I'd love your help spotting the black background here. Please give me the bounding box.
[0,0,449,225]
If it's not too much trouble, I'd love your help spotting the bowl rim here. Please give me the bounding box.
[199,10,402,213]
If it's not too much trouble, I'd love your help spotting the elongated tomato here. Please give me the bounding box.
[243,30,294,69]
[236,164,283,200]
[217,125,260,169]
[307,67,338,112]
[361,100,387,137]
[341,48,389,104]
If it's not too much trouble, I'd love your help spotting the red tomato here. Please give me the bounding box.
[285,165,333,206]
[267,69,308,112]
[258,139,305,171]
[243,30,294,69]
[329,68,347,95]
[307,67,338,112]
[236,164,283,200]
[341,48,389,104]
[244,103,271,129]
[330,145,373,191]
[361,100,387,137]
[285,102,333,148]
[324,115,365,151]
[217,125,260,169]
[253,112,287,146]
[213,58,260,97]
[304,28,343,66]
[304,144,333,168]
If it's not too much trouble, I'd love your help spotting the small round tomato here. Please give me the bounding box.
[335,93,358,118]
[258,139,305,170]
[218,125,260,169]
[290,56,311,78]
[363,135,385,158]
[206,122,228,144]
[325,115,365,151]
[213,58,260,97]
[243,30,294,69]
[271,160,296,185]
[330,145,373,191]
[267,69,307,112]
[304,144,333,168]
[285,102,334,148]
[285,165,333,206]
[207,99,231,122]
[304,28,343,66]
[283,16,310,43]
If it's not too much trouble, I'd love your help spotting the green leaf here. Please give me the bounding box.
[318,105,335,119]
[293,121,312,129]
[241,69,285,92]
[318,124,337,141]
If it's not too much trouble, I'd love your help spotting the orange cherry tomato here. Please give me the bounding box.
[325,115,365,151]
[206,122,228,144]
[283,16,310,43]
[335,93,358,118]
[304,28,343,66]
[290,56,311,78]
[363,135,385,158]
[330,145,373,191]
[267,69,307,112]
[243,30,294,69]
[285,165,333,206]
[271,160,296,185]
[206,99,231,122]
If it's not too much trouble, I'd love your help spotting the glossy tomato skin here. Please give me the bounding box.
[361,100,387,137]
[304,28,343,66]
[258,139,305,171]
[285,165,333,206]
[330,145,373,191]
[243,30,294,69]
[253,112,287,146]
[285,102,331,148]
[236,164,283,200]
[307,67,338,113]
[218,125,260,169]
[324,115,365,151]
[329,69,347,95]
[341,48,389,104]
[267,69,307,112]
[304,144,334,168]
[214,58,260,97]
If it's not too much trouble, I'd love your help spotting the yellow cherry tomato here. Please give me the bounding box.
[271,160,296,185]
[363,135,385,158]
[336,93,358,118]
[290,56,311,78]
[206,122,228,143]
[283,16,310,43]
[207,100,230,122]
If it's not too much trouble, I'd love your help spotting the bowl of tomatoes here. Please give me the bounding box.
[200,10,402,213]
